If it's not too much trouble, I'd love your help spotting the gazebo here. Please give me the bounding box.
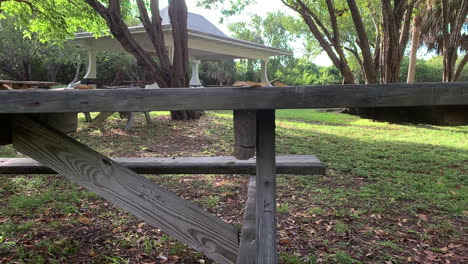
[72,8,292,87]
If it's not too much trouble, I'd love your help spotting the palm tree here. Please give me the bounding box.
[420,0,468,82]
[200,60,237,86]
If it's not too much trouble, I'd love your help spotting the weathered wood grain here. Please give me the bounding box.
[0,82,467,113]
[234,110,256,160]
[0,114,12,145]
[237,175,257,264]
[11,115,239,264]
[0,155,325,175]
[255,110,277,263]
[35,113,78,133]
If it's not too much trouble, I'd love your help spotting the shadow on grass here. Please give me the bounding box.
[275,123,467,215]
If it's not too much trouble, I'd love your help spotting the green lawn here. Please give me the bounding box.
[0,110,466,263]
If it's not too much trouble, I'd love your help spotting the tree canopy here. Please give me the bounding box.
[0,0,109,42]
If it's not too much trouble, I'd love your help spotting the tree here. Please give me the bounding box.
[228,12,296,82]
[0,16,42,80]
[420,0,468,82]
[0,15,84,82]
[1,0,202,120]
[83,0,201,120]
[407,10,423,83]
[200,60,237,85]
[202,0,416,84]
[0,0,108,41]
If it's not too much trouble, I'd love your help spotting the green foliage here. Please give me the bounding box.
[0,15,147,84]
[199,60,237,85]
[400,56,468,82]
[96,51,149,83]
[226,11,337,84]
[0,0,109,42]
[0,15,87,82]
[274,57,342,85]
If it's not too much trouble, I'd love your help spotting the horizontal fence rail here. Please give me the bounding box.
[0,82,467,113]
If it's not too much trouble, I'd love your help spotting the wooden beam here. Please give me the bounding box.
[236,175,257,264]
[234,110,256,160]
[255,110,277,263]
[0,82,467,113]
[0,155,326,175]
[11,115,238,264]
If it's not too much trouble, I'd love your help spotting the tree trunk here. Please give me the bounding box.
[452,53,468,82]
[443,48,458,82]
[168,0,203,120]
[85,0,202,120]
[381,0,414,83]
[407,15,421,83]
[346,0,377,83]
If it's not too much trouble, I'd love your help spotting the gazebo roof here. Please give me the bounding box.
[148,7,229,38]
[74,8,292,60]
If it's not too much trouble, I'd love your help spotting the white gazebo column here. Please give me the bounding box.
[83,49,96,123]
[84,50,97,79]
[260,59,271,86]
[190,60,203,87]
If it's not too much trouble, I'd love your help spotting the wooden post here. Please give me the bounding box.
[255,110,277,263]
[0,114,12,145]
[84,112,92,122]
[35,113,78,133]
[237,175,257,264]
[234,110,256,160]
[11,115,239,264]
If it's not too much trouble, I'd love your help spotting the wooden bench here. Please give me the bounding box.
[0,155,325,175]
[1,83,466,263]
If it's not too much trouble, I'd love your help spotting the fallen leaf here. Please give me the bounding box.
[78,216,90,224]
[418,214,428,221]
[89,249,96,257]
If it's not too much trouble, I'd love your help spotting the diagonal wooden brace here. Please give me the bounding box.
[11,115,239,264]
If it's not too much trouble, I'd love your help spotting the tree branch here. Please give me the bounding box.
[85,0,167,86]
[347,0,377,83]
[399,2,414,57]
[136,0,171,73]
[453,52,468,81]
[296,0,334,44]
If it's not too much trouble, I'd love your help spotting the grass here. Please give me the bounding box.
[0,110,466,263]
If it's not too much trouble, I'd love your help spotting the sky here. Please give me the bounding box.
[159,0,334,66]
[158,1,439,67]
